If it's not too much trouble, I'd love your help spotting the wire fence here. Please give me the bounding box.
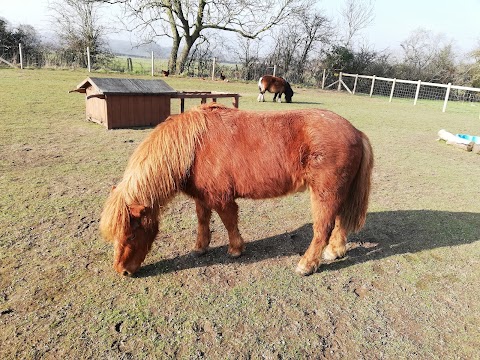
[2,44,480,115]
[0,44,323,84]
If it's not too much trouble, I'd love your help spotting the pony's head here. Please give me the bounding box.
[284,82,294,103]
[100,187,159,276]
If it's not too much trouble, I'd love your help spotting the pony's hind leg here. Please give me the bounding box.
[322,216,347,261]
[296,190,339,276]
[193,199,212,256]
[215,201,245,257]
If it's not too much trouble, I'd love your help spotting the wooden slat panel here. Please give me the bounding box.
[106,96,119,129]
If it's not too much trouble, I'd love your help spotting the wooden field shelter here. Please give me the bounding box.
[71,77,240,129]
[71,77,177,129]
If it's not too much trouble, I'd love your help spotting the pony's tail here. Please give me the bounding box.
[340,132,374,233]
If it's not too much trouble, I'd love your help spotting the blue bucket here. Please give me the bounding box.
[456,134,480,144]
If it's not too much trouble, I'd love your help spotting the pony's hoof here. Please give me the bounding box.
[192,248,208,257]
[322,245,346,261]
[295,260,319,276]
[227,246,245,258]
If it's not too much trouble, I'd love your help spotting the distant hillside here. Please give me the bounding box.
[107,38,170,58]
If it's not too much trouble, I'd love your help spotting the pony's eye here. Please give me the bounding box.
[126,234,136,242]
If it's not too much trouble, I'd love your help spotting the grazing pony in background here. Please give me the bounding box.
[100,103,373,277]
[161,70,169,77]
[257,75,294,103]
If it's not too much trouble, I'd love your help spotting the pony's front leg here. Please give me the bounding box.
[296,191,338,276]
[193,199,212,256]
[257,92,265,102]
[276,93,283,103]
[323,216,347,261]
[215,201,245,258]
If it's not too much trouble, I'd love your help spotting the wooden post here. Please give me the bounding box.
[211,57,216,81]
[389,78,396,102]
[369,75,376,97]
[321,69,326,89]
[233,95,239,108]
[443,83,451,112]
[337,72,342,91]
[273,65,277,77]
[151,51,154,76]
[180,98,185,113]
[414,80,421,105]
[353,74,358,94]
[86,47,91,72]
[19,43,23,69]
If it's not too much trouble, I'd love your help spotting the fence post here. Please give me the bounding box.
[19,43,23,69]
[321,69,326,89]
[414,80,421,105]
[443,83,452,112]
[212,57,216,80]
[353,74,358,94]
[86,47,91,72]
[273,65,277,77]
[369,75,376,97]
[151,51,154,76]
[337,72,342,91]
[389,78,396,102]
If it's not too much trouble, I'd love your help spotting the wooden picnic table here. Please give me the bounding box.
[172,91,240,113]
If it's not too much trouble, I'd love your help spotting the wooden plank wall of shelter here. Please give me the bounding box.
[85,87,107,127]
[105,95,171,129]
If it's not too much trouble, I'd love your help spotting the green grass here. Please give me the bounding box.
[0,68,479,359]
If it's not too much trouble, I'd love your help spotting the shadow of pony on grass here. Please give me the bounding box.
[136,210,480,277]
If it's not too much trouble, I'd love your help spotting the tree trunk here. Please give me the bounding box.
[164,1,180,74]
[169,38,179,74]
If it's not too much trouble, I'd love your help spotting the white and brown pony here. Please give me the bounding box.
[100,103,373,276]
[257,75,294,103]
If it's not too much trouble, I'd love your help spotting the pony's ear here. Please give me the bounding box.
[128,204,146,218]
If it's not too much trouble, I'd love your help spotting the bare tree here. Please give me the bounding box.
[233,36,264,80]
[340,0,375,48]
[399,28,455,82]
[295,10,332,76]
[266,5,332,82]
[95,0,305,74]
[49,0,110,67]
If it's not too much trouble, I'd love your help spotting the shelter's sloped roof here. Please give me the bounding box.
[74,77,177,95]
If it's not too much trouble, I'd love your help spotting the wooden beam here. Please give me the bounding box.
[0,56,17,68]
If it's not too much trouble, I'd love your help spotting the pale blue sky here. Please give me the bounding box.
[1,0,479,55]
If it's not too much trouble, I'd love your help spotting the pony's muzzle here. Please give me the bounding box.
[114,261,138,277]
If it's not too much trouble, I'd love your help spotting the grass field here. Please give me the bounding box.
[1,68,479,359]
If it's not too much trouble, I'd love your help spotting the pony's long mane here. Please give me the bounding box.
[100,106,210,241]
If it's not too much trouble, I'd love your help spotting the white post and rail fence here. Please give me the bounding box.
[322,71,480,114]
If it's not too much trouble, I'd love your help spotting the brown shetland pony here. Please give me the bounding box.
[258,75,294,103]
[100,103,373,276]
